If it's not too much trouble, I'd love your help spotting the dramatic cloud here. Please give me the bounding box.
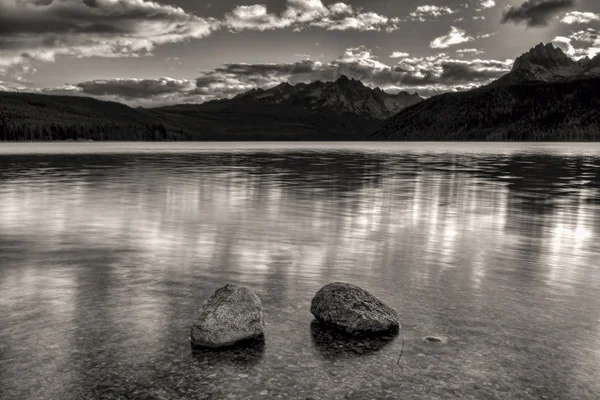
[0,0,217,71]
[430,27,475,49]
[501,0,576,27]
[47,46,513,104]
[0,0,404,76]
[224,0,400,32]
[560,11,600,24]
[409,5,456,22]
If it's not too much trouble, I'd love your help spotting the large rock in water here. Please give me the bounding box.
[191,284,265,348]
[310,282,399,335]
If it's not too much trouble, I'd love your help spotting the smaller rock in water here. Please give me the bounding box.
[191,284,264,348]
[423,336,444,343]
[310,282,400,335]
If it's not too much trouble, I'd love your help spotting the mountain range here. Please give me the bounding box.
[2,42,600,141]
[0,76,422,141]
[233,75,423,120]
[372,43,600,141]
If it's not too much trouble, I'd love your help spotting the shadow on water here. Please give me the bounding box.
[310,320,398,358]
[190,335,265,366]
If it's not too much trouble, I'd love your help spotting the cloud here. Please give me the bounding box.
[430,27,475,49]
[479,0,496,9]
[501,0,576,27]
[476,31,498,39]
[224,0,400,32]
[75,77,196,100]
[552,28,600,58]
[390,52,410,59]
[463,0,496,11]
[0,0,404,77]
[560,11,600,24]
[0,0,217,72]
[224,4,292,31]
[409,5,456,22]
[393,54,511,87]
[457,48,485,55]
[43,46,513,104]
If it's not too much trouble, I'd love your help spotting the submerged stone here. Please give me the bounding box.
[191,284,265,348]
[310,282,400,335]
[423,336,444,343]
[310,321,395,357]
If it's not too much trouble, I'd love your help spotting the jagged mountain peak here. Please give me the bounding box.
[493,42,600,85]
[234,77,423,120]
[513,42,574,71]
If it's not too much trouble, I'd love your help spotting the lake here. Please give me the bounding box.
[0,142,599,400]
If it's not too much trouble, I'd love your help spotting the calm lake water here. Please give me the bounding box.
[1,142,599,400]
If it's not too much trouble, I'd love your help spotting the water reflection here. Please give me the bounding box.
[191,336,266,366]
[310,321,397,358]
[1,143,600,399]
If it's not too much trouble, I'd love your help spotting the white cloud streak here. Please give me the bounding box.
[560,11,600,24]
[430,27,475,49]
[409,5,456,22]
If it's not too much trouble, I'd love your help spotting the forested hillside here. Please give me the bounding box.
[0,91,369,141]
[0,91,194,141]
[372,77,600,141]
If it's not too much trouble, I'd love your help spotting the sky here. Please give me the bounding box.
[1,0,599,105]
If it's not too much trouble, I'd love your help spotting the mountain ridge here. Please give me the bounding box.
[493,42,600,86]
[230,75,423,120]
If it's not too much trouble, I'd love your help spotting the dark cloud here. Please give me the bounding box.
[501,0,576,27]
[0,0,216,72]
[439,60,510,82]
[76,78,195,99]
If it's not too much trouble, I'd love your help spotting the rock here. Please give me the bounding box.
[191,284,265,348]
[423,336,445,343]
[310,282,399,335]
